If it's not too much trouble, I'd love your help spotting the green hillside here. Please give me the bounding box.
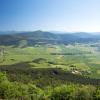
[0,31,100,99]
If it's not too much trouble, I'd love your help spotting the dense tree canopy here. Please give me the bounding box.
[0,72,99,100]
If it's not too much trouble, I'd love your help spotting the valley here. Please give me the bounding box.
[0,42,100,80]
[0,31,100,99]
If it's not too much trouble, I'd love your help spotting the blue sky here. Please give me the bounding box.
[0,0,100,32]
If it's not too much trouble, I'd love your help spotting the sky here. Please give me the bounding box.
[0,0,100,32]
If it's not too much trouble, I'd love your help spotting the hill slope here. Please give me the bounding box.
[0,31,100,46]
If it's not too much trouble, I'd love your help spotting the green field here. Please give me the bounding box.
[0,41,100,100]
[0,42,100,79]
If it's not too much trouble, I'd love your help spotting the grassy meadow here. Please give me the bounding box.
[0,42,100,79]
[0,42,100,99]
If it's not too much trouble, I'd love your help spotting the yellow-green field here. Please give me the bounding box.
[0,43,100,79]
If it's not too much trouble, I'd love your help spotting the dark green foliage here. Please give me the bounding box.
[50,85,99,100]
[50,85,76,100]
[0,72,44,100]
[0,62,100,86]
[94,88,100,100]
[0,72,99,100]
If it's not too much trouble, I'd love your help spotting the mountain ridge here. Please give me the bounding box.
[0,30,100,46]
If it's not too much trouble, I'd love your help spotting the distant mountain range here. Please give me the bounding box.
[0,30,100,46]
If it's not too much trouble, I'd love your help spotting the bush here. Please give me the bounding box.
[75,85,96,100]
[28,83,44,100]
[50,85,76,100]
[0,72,99,100]
[94,88,100,100]
[50,84,96,100]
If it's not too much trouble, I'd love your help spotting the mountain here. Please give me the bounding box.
[0,30,100,46]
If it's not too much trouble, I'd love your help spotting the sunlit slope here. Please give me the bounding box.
[0,43,100,79]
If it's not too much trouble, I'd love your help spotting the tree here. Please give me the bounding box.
[94,88,100,100]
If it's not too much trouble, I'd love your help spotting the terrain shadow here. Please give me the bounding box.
[0,62,100,87]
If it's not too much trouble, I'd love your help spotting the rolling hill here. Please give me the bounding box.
[0,30,100,46]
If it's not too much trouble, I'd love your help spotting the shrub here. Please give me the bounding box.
[50,84,76,100]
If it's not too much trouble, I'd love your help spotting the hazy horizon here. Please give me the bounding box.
[1,30,100,35]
